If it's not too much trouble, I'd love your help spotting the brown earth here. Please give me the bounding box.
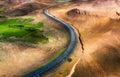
[48,1,120,77]
[0,5,69,77]
[5,2,50,16]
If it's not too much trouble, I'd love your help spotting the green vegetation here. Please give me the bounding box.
[67,57,72,62]
[0,17,48,43]
[59,71,63,75]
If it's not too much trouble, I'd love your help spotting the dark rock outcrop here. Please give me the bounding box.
[116,11,120,16]
[67,8,87,17]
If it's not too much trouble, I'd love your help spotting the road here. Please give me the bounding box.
[23,4,77,77]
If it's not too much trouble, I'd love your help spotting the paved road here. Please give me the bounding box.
[23,4,77,77]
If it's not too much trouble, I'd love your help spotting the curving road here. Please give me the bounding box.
[23,4,77,77]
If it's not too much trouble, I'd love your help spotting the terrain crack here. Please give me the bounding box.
[73,26,84,53]
[66,26,84,77]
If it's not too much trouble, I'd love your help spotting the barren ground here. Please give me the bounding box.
[48,1,120,77]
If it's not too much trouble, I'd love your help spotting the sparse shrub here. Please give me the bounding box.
[67,57,72,62]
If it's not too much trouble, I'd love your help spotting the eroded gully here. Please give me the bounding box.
[66,27,84,77]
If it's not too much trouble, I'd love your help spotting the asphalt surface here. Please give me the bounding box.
[23,4,77,77]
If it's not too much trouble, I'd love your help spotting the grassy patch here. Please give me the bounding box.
[0,17,48,44]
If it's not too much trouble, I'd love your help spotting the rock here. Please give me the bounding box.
[116,11,120,16]
[67,8,80,16]
[67,8,88,17]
